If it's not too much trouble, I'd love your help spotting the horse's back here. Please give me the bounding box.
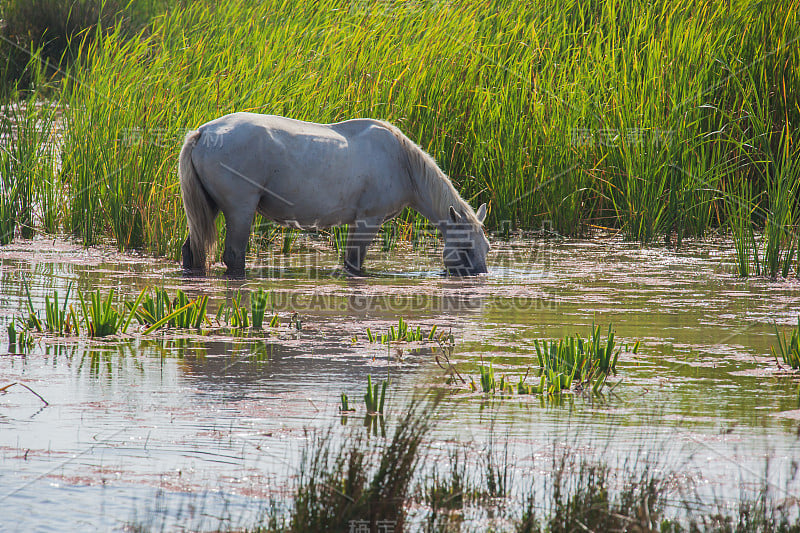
[188,112,412,228]
[198,112,393,144]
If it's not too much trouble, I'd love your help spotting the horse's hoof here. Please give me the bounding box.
[182,267,205,277]
[343,265,366,277]
[224,268,246,279]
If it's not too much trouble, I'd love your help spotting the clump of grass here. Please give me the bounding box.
[535,323,630,394]
[78,289,120,337]
[542,452,667,533]
[76,288,144,338]
[470,363,517,395]
[727,174,761,277]
[281,228,297,255]
[6,321,34,353]
[366,319,439,345]
[340,393,355,413]
[19,274,43,333]
[290,397,437,533]
[364,375,387,415]
[534,339,580,394]
[0,99,58,242]
[329,225,348,259]
[170,290,208,329]
[217,290,293,331]
[772,317,800,370]
[126,288,207,332]
[517,374,546,395]
[132,287,171,326]
[140,290,206,333]
[421,447,471,531]
[251,288,271,329]
[479,364,495,393]
[43,283,73,335]
[470,324,635,397]
[221,290,250,329]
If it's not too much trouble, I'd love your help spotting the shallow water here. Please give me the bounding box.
[1,235,799,531]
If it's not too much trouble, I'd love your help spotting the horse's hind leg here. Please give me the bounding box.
[344,218,380,275]
[222,210,254,278]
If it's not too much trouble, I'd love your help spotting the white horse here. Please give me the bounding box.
[179,112,489,276]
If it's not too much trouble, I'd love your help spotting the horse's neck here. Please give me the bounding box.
[408,163,462,229]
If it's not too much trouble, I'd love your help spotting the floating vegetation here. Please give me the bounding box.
[772,317,800,370]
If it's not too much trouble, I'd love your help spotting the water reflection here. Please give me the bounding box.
[2,236,800,530]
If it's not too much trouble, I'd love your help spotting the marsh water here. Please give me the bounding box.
[1,234,799,531]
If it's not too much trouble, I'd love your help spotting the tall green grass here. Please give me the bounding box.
[0,97,59,243]
[0,0,797,273]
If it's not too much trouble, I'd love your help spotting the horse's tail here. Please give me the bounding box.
[179,130,217,271]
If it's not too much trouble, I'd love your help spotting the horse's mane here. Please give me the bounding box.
[380,121,479,225]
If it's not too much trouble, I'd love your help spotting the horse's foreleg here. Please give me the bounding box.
[222,213,253,278]
[344,219,380,275]
[181,236,194,271]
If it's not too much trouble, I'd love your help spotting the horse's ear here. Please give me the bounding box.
[475,203,487,223]
[449,206,462,223]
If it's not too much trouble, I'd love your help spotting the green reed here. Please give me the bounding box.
[340,392,355,413]
[132,287,171,325]
[364,375,387,415]
[329,225,349,258]
[0,0,794,268]
[131,288,207,331]
[366,318,437,345]
[19,273,42,332]
[250,288,270,329]
[78,289,121,337]
[6,321,34,352]
[478,364,495,393]
[472,322,629,396]
[223,290,250,329]
[43,282,72,335]
[0,95,58,243]
[772,317,800,370]
[534,324,627,394]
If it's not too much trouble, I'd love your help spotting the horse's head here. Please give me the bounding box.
[442,203,489,276]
